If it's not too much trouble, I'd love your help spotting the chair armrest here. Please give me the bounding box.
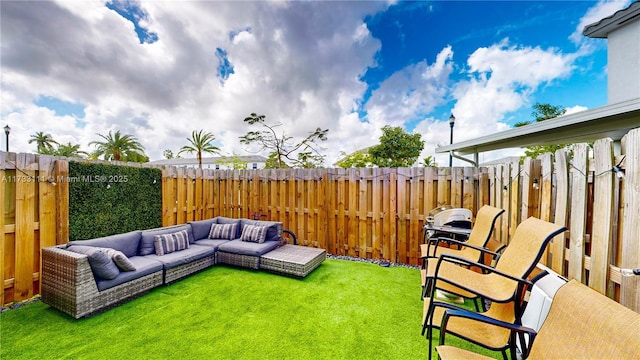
[439,238,503,259]
[436,254,533,286]
[440,309,538,358]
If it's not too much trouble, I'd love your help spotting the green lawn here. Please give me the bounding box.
[1,259,502,359]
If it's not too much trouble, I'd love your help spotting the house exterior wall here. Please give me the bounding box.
[608,19,640,103]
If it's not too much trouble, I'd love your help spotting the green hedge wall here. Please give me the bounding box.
[69,162,162,240]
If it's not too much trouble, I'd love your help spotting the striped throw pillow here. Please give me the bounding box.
[208,223,238,240]
[154,230,190,256]
[240,224,268,243]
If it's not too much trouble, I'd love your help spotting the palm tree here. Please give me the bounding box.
[53,142,88,158]
[421,155,438,168]
[89,130,145,161]
[29,132,59,154]
[178,130,220,168]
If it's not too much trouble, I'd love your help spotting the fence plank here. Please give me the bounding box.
[38,156,56,293]
[54,159,69,245]
[409,167,421,264]
[437,167,449,206]
[336,169,346,255]
[590,138,615,294]
[551,150,569,275]
[358,168,368,257]
[382,169,391,260]
[620,129,640,312]
[463,167,475,211]
[539,154,553,222]
[396,168,408,264]
[521,158,533,223]
[14,153,36,300]
[451,167,463,208]
[389,169,397,262]
[317,169,327,249]
[539,153,554,265]
[508,163,519,243]
[568,144,589,282]
[347,169,357,257]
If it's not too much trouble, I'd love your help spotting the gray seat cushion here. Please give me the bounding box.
[95,256,163,291]
[68,231,142,258]
[144,245,215,270]
[217,239,280,257]
[188,218,219,241]
[139,224,195,255]
[194,239,229,250]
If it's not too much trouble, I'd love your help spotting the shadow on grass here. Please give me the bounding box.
[1,259,504,359]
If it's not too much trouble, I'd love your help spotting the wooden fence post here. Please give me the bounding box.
[590,138,615,294]
[15,153,36,300]
[620,128,640,312]
[551,149,569,275]
[568,144,589,282]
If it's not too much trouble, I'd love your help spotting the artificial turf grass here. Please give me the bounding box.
[1,259,505,359]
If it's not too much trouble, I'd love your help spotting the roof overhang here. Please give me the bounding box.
[436,98,640,156]
[583,1,640,38]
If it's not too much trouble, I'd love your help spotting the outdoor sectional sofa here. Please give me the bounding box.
[41,217,325,319]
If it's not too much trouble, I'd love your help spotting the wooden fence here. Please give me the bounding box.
[161,166,487,265]
[1,127,638,311]
[0,152,68,307]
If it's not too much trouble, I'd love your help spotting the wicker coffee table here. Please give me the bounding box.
[260,245,326,277]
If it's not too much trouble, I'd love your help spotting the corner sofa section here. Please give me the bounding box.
[41,217,287,319]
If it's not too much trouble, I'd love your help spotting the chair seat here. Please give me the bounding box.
[424,301,512,349]
[421,258,478,299]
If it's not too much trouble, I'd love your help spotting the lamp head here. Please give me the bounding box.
[448,114,455,125]
[4,125,10,135]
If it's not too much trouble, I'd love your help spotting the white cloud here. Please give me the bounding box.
[1,1,386,165]
[365,46,454,129]
[0,1,613,168]
[415,39,579,166]
[570,0,632,44]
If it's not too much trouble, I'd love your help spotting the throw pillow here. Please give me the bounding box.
[97,247,136,271]
[67,245,120,280]
[154,230,190,256]
[240,224,268,243]
[208,223,238,240]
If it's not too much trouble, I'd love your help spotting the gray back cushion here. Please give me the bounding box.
[217,217,242,238]
[240,219,283,243]
[67,231,142,258]
[188,217,219,241]
[139,224,194,256]
[66,245,120,280]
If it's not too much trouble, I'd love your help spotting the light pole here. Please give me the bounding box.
[4,125,10,152]
[448,113,455,167]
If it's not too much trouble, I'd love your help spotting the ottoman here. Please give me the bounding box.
[260,245,326,277]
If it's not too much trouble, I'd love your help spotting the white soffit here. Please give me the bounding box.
[436,98,640,155]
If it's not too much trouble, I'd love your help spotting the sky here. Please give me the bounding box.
[0,0,633,166]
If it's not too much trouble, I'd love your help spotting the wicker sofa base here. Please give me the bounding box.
[164,255,216,283]
[41,247,164,319]
[217,252,260,270]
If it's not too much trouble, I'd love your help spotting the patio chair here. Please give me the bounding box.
[422,217,566,360]
[435,279,640,360]
[420,205,505,300]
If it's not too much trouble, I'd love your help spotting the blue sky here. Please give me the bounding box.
[0,0,632,165]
